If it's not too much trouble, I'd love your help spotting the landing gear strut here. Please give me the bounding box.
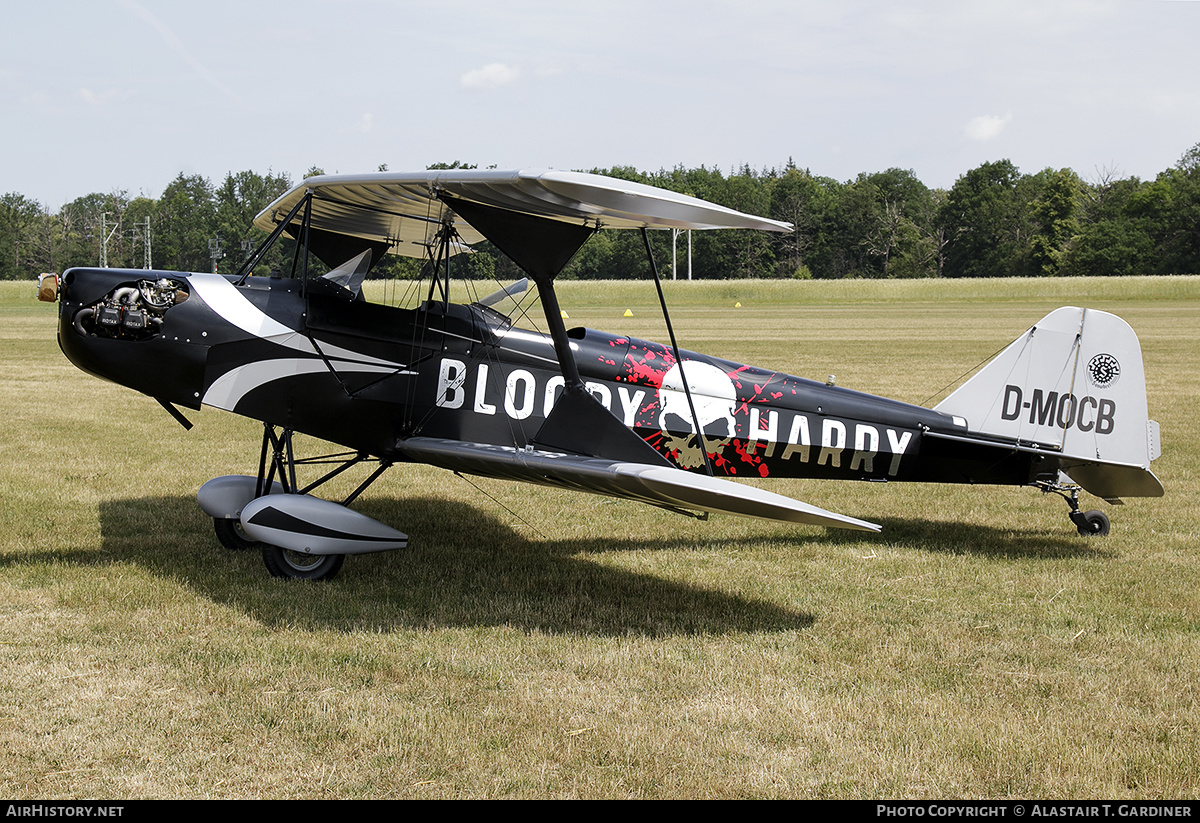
[254,423,392,502]
[1037,479,1111,537]
[211,423,395,580]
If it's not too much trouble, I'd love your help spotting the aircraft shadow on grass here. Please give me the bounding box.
[91,494,810,636]
[78,493,1115,637]
[842,516,1120,560]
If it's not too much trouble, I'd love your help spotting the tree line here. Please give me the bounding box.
[3,145,1200,282]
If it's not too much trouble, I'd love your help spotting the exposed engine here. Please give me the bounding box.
[74,278,188,340]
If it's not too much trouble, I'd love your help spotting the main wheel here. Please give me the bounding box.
[261,546,346,581]
[213,517,263,551]
[1075,509,1111,537]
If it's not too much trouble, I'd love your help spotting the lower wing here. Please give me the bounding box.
[397,437,880,532]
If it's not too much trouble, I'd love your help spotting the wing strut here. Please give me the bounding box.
[424,220,461,311]
[234,189,312,285]
[641,228,715,478]
[437,194,670,467]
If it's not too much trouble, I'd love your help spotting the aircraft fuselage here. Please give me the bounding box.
[57,267,1050,491]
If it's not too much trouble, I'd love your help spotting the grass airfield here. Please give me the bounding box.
[1,275,1197,799]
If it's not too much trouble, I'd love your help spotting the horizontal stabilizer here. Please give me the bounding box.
[398,437,880,532]
[1057,459,1164,501]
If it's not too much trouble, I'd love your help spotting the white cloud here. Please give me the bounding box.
[460,63,521,91]
[77,87,128,107]
[964,113,1013,142]
[352,113,373,133]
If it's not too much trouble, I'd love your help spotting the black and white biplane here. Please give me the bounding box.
[43,169,1164,580]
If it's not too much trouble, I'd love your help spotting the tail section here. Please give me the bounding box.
[935,307,1162,500]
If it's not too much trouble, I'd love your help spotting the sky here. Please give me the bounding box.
[3,0,1199,210]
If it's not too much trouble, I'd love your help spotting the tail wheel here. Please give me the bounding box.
[261,546,345,581]
[1073,509,1111,537]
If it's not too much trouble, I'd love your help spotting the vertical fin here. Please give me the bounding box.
[935,307,1155,469]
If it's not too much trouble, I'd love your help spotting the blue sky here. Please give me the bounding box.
[4,0,1199,209]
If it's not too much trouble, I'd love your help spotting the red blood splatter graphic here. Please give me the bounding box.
[732,438,771,478]
[711,450,734,475]
[621,341,676,388]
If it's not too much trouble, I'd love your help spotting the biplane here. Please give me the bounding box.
[43,169,1163,580]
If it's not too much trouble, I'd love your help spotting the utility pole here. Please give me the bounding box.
[208,237,224,273]
[141,217,151,269]
[671,228,692,281]
[129,218,152,269]
[95,212,119,268]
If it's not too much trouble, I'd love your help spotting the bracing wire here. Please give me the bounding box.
[454,472,547,539]
[918,341,1010,408]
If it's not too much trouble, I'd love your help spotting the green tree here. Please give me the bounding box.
[1061,172,1153,277]
[214,170,293,274]
[857,169,935,278]
[768,164,823,277]
[1062,219,1154,277]
[722,166,777,277]
[1028,168,1082,276]
[155,173,217,273]
[832,174,883,277]
[0,192,45,279]
[56,191,132,270]
[1151,143,1200,274]
[939,159,1022,278]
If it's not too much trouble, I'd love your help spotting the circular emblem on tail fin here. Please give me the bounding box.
[1086,353,1121,388]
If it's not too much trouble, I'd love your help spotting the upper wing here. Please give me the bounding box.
[397,437,880,532]
[253,169,793,260]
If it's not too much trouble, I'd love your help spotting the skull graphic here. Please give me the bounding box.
[657,361,738,468]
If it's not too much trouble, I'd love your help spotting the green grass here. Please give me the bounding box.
[1,277,1198,798]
